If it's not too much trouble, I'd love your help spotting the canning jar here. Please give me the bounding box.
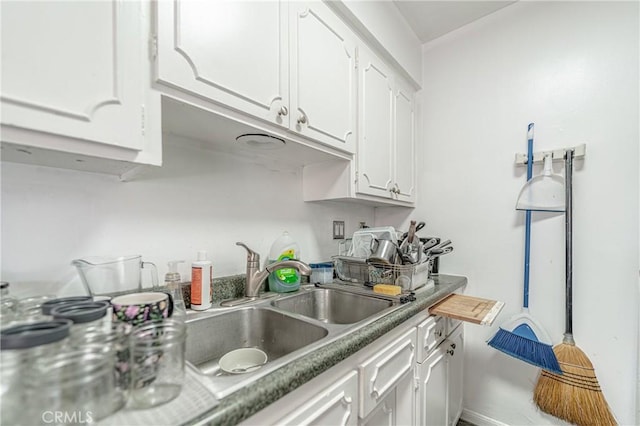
[0,282,17,326]
[129,319,187,408]
[69,321,132,415]
[41,296,93,316]
[24,346,117,424]
[50,300,110,338]
[1,320,71,425]
[15,294,57,323]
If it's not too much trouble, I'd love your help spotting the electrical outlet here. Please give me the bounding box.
[333,221,345,239]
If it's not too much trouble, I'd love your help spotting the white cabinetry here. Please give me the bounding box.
[416,318,465,426]
[0,0,159,173]
[447,324,464,426]
[417,344,448,426]
[154,0,356,154]
[358,326,416,424]
[356,44,416,203]
[278,370,358,426]
[242,313,462,426]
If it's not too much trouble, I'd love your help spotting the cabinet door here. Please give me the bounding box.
[447,325,464,426]
[417,347,448,426]
[1,0,145,151]
[290,1,357,153]
[279,370,358,426]
[155,0,288,125]
[356,45,394,199]
[359,328,416,418]
[393,77,416,203]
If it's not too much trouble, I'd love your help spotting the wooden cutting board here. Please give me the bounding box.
[429,294,504,326]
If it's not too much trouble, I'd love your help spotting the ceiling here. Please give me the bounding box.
[392,1,516,43]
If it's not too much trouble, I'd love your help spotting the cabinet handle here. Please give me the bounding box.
[447,349,455,356]
[435,329,443,338]
[451,343,456,350]
[278,106,288,117]
[342,395,352,405]
[297,114,307,124]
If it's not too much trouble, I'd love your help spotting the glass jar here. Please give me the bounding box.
[129,319,187,408]
[1,320,71,425]
[69,321,132,415]
[50,300,110,338]
[15,295,57,323]
[0,284,18,326]
[41,296,92,316]
[24,346,117,424]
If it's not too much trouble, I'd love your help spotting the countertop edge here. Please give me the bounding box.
[190,274,467,426]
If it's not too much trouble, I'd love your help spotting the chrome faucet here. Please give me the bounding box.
[222,242,311,305]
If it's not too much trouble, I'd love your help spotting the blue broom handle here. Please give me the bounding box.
[523,123,534,308]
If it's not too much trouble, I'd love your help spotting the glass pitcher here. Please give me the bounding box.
[71,256,158,297]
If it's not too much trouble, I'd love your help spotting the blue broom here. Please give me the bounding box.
[487,123,562,374]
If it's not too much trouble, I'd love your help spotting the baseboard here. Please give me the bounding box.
[461,408,509,426]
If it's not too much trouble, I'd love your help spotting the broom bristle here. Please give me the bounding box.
[488,328,562,373]
[533,343,617,426]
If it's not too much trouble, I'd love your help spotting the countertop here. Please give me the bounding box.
[189,274,467,426]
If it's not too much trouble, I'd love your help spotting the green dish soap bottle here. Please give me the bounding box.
[268,231,301,293]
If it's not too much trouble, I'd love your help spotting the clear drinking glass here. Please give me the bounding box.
[129,319,186,409]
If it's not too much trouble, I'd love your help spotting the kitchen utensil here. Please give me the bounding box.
[219,348,268,375]
[488,123,561,373]
[534,149,616,425]
[420,237,439,251]
[367,238,399,265]
[399,221,425,245]
[516,152,565,212]
[72,255,158,297]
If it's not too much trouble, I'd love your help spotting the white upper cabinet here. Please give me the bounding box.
[155,0,356,154]
[155,1,288,125]
[393,77,417,203]
[356,45,395,199]
[356,44,417,203]
[289,1,357,153]
[0,0,156,171]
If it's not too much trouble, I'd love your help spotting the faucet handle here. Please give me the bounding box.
[236,242,260,263]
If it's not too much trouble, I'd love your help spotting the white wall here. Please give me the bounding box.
[378,1,639,424]
[0,137,375,297]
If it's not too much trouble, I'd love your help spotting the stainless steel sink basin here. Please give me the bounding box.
[271,288,393,324]
[185,307,328,375]
[184,285,403,399]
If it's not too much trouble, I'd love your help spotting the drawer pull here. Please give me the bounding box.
[277,106,288,117]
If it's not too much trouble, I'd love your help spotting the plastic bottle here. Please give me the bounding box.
[191,251,212,310]
[268,231,301,293]
[165,260,186,319]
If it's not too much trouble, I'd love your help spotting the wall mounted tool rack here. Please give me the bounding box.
[514,144,586,165]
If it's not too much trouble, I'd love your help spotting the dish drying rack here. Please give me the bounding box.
[333,256,432,291]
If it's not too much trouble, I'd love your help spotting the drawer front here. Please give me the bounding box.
[359,327,416,418]
[416,315,445,363]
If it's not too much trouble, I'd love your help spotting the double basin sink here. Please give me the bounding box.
[184,285,402,399]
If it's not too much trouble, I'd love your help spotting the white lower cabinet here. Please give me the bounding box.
[447,325,464,426]
[416,319,465,426]
[278,370,358,426]
[241,314,461,426]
